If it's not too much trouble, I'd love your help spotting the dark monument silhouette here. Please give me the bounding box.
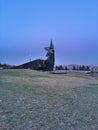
[44,40,55,71]
[14,40,55,71]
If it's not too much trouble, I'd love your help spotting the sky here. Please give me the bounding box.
[0,0,98,66]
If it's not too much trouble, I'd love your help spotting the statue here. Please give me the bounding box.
[44,40,55,71]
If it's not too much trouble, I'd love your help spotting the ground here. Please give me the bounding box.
[0,69,98,130]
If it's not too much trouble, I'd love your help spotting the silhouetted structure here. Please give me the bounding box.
[44,40,55,71]
[14,59,45,70]
[14,40,55,71]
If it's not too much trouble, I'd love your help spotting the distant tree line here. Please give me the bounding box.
[78,65,90,71]
[55,65,90,71]
[0,63,13,69]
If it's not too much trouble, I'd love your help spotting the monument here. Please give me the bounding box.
[14,40,55,71]
[44,40,55,71]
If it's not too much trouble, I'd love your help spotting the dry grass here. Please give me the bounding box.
[1,71,98,89]
[0,69,98,130]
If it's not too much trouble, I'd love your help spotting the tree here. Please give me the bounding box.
[65,66,68,70]
[79,65,82,70]
[81,65,85,70]
[72,66,76,70]
[86,66,90,71]
[55,65,63,70]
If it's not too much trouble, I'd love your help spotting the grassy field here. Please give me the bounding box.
[0,69,98,130]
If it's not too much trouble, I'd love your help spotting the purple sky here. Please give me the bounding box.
[0,0,98,66]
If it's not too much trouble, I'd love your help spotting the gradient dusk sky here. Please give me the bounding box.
[0,0,98,66]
